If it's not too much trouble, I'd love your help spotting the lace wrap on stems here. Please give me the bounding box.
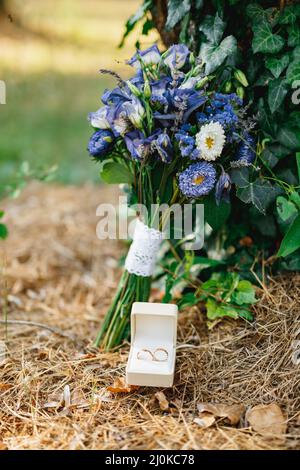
[125,219,163,277]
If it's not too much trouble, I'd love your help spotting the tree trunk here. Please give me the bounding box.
[150,0,179,47]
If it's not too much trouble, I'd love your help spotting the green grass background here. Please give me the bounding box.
[0,0,158,185]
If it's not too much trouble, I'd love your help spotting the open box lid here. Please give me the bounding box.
[131,302,178,346]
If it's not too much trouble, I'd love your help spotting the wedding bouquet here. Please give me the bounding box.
[87,44,256,350]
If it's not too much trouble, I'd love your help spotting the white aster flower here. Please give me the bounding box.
[195,122,225,161]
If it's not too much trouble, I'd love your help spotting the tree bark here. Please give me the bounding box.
[150,0,179,47]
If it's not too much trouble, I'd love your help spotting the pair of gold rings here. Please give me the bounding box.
[137,348,168,362]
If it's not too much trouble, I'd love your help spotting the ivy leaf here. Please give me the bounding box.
[246,3,266,22]
[297,152,300,183]
[230,167,250,188]
[286,60,300,85]
[166,0,191,30]
[288,23,300,47]
[237,179,280,214]
[200,35,237,74]
[204,194,231,230]
[277,127,300,150]
[276,196,298,223]
[268,78,288,114]
[265,55,289,79]
[278,5,297,25]
[252,20,284,54]
[99,159,134,185]
[199,13,225,44]
[277,213,300,257]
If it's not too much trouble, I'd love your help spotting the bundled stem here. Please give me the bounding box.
[94,271,151,350]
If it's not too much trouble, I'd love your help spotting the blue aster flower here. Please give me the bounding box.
[215,169,231,205]
[235,133,256,165]
[152,133,173,163]
[179,162,217,198]
[163,44,190,71]
[87,130,114,158]
[127,45,161,69]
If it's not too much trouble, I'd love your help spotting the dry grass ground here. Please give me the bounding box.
[0,183,299,450]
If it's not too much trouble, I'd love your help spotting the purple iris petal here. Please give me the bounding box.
[152,133,173,163]
[235,133,256,165]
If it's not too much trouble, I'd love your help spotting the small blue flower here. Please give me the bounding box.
[153,133,173,163]
[127,45,161,69]
[215,169,231,205]
[87,130,114,158]
[175,132,195,158]
[235,133,256,165]
[164,44,189,71]
[179,162,217,198]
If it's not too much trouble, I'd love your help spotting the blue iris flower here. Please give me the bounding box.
[127,45,161,69]
[124,130,159,160]
[153,133,173,163]
[215,169,232,205]
[87,130,114,158]
[179,162,217,198]
[163,44,190,71]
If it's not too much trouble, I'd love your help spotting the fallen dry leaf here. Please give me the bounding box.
[197,402,245,426]
[155,391,169,411]
[107,377,139,393]
[246,403,287,436]
[194,412,216,428]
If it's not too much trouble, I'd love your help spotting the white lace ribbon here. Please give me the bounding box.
[125,219,163,277]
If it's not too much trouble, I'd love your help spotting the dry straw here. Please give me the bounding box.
[0,183,299,450]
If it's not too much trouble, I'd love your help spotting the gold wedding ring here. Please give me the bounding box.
[153,348,168,362]
[137,349,154,361]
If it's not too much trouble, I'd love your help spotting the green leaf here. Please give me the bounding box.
[193,256,225,268]
[204,194,231,230]
[199,13,225,44]
[231,280,257,305]
[277,213,300,257]
[0,223,8,240]
[265,55,289,79]
[118,0,152,47]
[277,127,300,150]
[246,3,265,21]
[206,298,238,320]
[297,152,300,183]
[166,0,191,30]
[237,179,280,214]
[200,35,237,75]
[99,159,134,185]
[230,167,250,188]
[178,292,199,310]
[290,191,300,210]
[268,78,288,114]
[252,20,284,54]
[286,60,300,85]
[288,23,300,47]
[278,5,297,25]
[276,196,298,223]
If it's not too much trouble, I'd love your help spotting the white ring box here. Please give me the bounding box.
[126,302,178,388]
